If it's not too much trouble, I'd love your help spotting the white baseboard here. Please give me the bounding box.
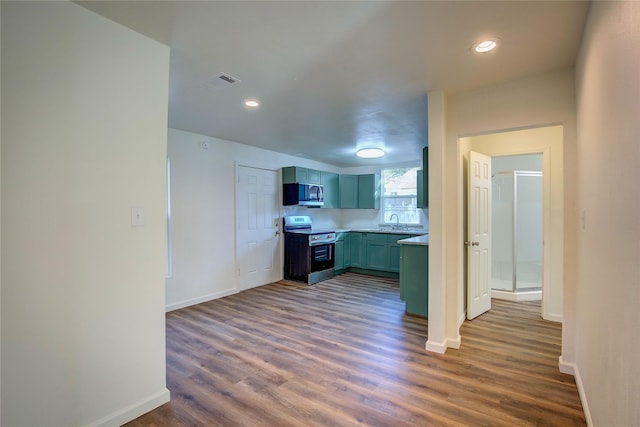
[166,288,237,312]
[559,356,592,426]
[91,388,170,427]
[491,289,541,302]
[425,339,447,354]
[558,355,575,375]
[425,334,462,353]
[543,312,563,323]
[447,334,462,350]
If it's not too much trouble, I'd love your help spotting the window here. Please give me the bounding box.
[381,167,420,225]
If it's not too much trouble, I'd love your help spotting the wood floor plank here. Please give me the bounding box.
[126,273,585,426]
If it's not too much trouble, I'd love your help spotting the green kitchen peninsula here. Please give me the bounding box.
[398,235,429,317]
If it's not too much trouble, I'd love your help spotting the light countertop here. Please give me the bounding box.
[334,228,428,235]
[396,235,430,246]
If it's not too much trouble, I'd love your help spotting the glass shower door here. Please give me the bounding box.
[491,171,542,292]
[514,172,543,290]
[491,173,514,291]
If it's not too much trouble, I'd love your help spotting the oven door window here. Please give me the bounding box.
[310,243,334,272]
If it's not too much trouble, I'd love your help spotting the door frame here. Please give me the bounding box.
[234,162,283,291]
[459,125,562,323]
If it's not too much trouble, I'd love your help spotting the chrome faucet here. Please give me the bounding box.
[390,213,399,229]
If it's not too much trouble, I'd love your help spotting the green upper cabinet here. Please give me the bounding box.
[307,169,321,185]
[339,173,380,209]
[320,171,339,208]
[417,147,428,208]
[339,175,358,209]
[357,174,380,209]
[282,166,321,185]
[283,167,380,209]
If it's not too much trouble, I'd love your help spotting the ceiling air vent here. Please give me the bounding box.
[205,72,242,90]
[217,73,240,84]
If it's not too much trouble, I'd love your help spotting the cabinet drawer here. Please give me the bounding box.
[388,234,412,242]
[366,233,387,242]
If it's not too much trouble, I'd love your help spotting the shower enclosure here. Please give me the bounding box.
[491,171,543,293]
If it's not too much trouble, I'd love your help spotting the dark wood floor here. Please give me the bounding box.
[126,273,585,426]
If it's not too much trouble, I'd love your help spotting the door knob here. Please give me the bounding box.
[464,241,480,246]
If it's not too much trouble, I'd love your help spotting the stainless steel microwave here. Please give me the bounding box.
[283,183,324,207]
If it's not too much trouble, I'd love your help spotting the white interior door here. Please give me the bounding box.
[467,151,492,319]
[236,166,281,290]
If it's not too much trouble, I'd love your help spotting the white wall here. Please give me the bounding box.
[432,68,578,361]
[166,128,343,311]
[574,1,640,425]
[461,126,563,322]
[2,3,170,426]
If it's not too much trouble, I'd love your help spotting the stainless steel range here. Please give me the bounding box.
[283,215,336,285]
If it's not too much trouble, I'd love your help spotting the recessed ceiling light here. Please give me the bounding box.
[473,39,498,53]
[356,148,385,159]
[244,99,260,108]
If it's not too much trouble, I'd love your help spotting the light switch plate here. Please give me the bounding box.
[131,207,145,227]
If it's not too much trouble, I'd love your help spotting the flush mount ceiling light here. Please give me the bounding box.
[244,98,260,108]
[473,39,499,53]
[356,148,385,159]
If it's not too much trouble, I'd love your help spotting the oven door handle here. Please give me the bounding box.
[309,241,336,247]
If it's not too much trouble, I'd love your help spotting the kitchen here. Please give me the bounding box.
[167,129,430,317]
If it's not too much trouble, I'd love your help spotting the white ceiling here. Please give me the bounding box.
[77,1,589,167]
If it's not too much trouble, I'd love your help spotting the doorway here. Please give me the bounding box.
[461,125,563,322]
[491,155,543,302]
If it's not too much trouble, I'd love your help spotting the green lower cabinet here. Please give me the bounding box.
[335,239,345,270]
[334,232,351,272]
[363,233,413,272]
[349,232,363,267]
[400,244,429,316]
[340,232,422,277]
[365,240,388,270]
[388,244,401,272]
[343,234,351,267]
